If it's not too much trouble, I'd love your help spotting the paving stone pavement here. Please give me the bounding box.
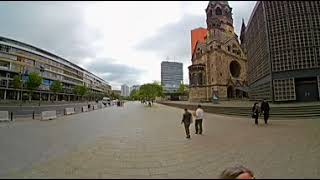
[4,102,320,179]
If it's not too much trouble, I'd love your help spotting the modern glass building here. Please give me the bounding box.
[161,61,183,93]
[243,1,320,102]
[0,36,111,101]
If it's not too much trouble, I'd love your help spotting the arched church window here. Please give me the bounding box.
[198,73,203,85]
[215,7,222,15]
[208,10,212,17]
[224,7,229,15]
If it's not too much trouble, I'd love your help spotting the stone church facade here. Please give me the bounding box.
[188,1,248,102]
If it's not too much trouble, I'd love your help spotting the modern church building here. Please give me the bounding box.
[242,1,320,102]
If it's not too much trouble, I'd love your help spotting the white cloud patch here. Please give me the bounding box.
[85,58,145,88]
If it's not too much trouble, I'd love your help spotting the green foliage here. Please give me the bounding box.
[138,83,164,101]
[25,72,42,101]
[153,80,161,85]
[110,91,120,100]
[73,84,88,97]
[12,75,22,89]
[86,91,94,98]
[50,80,63,94]
[26,72,43,91]
[178,83,187,95]
[130,89,137,97]
[130,89,141,100]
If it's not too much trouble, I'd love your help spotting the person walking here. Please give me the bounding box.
[260,99,270,124]
[252,102,260,125]
[181,108,192,139]
[195,105,204,135]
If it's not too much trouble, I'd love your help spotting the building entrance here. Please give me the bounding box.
[295,77,319,102]
[227,86,234,98]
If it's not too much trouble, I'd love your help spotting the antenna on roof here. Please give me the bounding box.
[166,56,170,61]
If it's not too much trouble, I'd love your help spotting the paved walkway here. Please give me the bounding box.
[3,102,320,178]
[166,100,320,107]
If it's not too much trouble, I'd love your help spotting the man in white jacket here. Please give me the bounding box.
[195,104,204,135]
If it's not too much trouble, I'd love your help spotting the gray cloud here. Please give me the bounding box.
[0,2,101,64]
[230,1,257,34]
[134,14,206,62]
[86,58,145,87]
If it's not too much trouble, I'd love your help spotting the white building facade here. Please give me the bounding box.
[121,84,130,97]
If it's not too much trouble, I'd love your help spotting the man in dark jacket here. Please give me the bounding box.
[181,108,192,139]
[260,99,270,124]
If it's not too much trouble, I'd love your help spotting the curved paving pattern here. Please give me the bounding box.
[3,102,320,178]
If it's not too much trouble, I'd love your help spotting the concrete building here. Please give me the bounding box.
[161,61,183,93]
[191,28,208,56]
[0,36,111,101]
[188,1,248,102]
[121,84,130,97]
[243,1,320,102]
[112,90,121,97]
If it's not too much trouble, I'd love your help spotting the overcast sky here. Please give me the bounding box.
[0,1,256,90]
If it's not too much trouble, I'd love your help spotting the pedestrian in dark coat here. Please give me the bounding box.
[260,99,270,124]
[252,103,260,125]
[181,108,192,139]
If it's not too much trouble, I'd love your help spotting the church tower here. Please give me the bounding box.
[206,1,234,34]
[188,1,248,102]
[240,18,246,45]
[240,18,246,52]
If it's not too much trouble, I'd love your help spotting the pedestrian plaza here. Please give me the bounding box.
[2,102,320,178]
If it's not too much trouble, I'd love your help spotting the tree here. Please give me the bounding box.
[130,89,137,99]
[26,72,43,101]
[130,89,141,101]
[12,75,22,89]
[12,75,22,100]
[178,83,187,95]
[139,83,164,103]
[153,80,161,85]
[86,91,94,101]
[73,85,88,101]
[50,80,63,101]
[110,91,120,100]
[130,89,137,97]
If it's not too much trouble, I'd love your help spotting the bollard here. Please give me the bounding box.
[10,112,13,121]
[32,111,35,120]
